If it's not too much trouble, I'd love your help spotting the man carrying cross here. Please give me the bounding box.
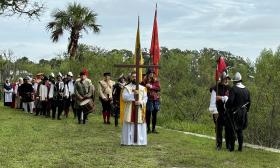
[121,71,148,145]
[117,16,159,145]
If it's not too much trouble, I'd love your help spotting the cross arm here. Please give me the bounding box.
[114,64,160,68]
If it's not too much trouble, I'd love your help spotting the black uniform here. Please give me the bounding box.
[19,83,34,103]
[225,83,250,151]
[56,81,65,120]
[211,83,231,150]
[112,82,124,127]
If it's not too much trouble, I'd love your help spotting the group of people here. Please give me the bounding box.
[209,71,251,152]
[3,69,252,148]
[2,69,161,145]
[3,72,77,120]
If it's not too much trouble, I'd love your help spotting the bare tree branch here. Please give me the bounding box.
[0,0,45,18]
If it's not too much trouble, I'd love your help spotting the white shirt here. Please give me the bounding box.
[68,80,75,96]
[48,83,55,99]
[39,84,48,101]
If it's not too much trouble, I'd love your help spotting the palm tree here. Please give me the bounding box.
[47,3,101,59]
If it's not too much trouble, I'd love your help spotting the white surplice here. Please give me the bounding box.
[121,83,148,146]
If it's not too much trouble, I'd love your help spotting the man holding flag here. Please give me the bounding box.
[142,4,161,134]
[209,56,231,151]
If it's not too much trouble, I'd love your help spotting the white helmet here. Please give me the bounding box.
[221,71,230,80]
[232,72,242,82]
[50,73,55,78]
[67,72,73,77]
[57,72,62,77]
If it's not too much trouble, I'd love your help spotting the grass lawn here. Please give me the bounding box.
[0,103,279,168]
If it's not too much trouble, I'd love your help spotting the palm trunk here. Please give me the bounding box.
[68,30,80,59]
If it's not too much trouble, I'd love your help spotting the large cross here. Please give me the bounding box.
[115,50,159,143]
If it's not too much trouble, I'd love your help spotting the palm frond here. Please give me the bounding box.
[51,28,63,42]
[47,2,101,58]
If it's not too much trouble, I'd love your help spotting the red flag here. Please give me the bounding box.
[150,4,160,76]
[215,56,227,81]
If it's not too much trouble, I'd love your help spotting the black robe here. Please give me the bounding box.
[19,83,34,102]
[225,83,251,130]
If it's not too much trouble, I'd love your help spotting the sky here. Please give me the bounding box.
[1,0,280,62]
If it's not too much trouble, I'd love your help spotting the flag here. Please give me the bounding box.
[150,4,160,76]
[215,56,227,81]
[134,16,144,82]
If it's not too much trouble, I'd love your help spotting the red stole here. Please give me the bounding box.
[130,101,136,123]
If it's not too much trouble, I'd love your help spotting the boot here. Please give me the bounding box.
[102,111,106,124]
[238,144,242,152]
[106,112,110,124]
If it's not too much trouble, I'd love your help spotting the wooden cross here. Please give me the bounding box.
[114,50,159,143]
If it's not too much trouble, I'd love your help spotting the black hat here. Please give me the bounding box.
[43,76,49,81]
[24,76,29,81]
[80,71,86,76]
[146,68,155,75]
[104,72,111,76]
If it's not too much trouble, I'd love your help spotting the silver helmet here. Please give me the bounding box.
[49,73,55,78]
[221,71,230,80]
[232,72,242,82]
[57,72,62,77]
[67,71,73,77]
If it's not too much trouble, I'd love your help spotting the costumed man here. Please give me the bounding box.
[121,71,148,145]
[34,73,44,114]
[74,71,95,124]
[112,74,126,127]
[37,76,49,116]
[144,70,160,134]
[11,81,17,108]
[209,71,231,150]
[98,72,115,124]
[19,77,35,113]
[4,79,13,107]
[14,77,23,109]
[48,73,58,119]
[225,72,251,152]
[55,72,65,120]
[64,72,75,118]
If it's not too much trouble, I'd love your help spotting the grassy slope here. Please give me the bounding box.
[0,104,279,168]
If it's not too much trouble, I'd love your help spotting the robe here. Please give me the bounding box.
[121,83,148,145]
[4,82,13,106]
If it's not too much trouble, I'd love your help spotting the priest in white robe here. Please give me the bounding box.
[121,72,148,146]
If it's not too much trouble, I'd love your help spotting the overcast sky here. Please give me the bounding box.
[0,0,280,62]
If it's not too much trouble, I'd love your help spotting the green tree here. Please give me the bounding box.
[46,3,101,59]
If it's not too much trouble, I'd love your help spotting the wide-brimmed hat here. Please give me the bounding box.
[36,73,43,76]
